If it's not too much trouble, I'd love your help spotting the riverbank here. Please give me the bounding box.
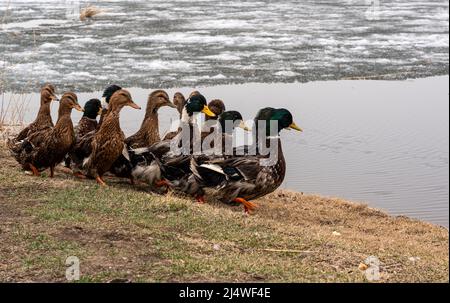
[3,76,449,226]
[0,144,448,282]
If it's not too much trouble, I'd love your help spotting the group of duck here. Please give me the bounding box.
[7,84,302,212]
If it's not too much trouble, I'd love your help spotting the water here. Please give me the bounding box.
[1,0,449,92]
[9,76,449,227]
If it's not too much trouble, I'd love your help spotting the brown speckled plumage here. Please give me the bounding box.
[83,90,140,184]
[125,90,175,149]
[163,92,186,141]
[75,117,98,139]
[11,92,82,176]
[9,84,57,145]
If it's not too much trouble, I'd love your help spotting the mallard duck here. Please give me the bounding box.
[98,84,123,129]
[75,98,102,138]
[65,98,102,170]
[162,92,187,141]
[83,89,141,186]
[202,110,249,152]
[125,90,176,149]
[189,108,302,212]
[201,99,226,141]
[10,92,83,177]
[173,92,186,117]
[206,99,226,120]
[121,93,216,188]
[108,90,176,183]
[152,110,249,200]
[68,85,123,177]
[8,84,58,147]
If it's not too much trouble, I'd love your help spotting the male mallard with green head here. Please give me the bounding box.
[125,93,217,188]
[75,98,102,138]
[190,108,302,212]
[83,89,141,186]
[11,92,83,177]
[201,110,250,152]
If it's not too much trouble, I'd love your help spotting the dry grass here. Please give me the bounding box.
[80,5,104,21]
[0,93,30,128]
[0,145,448,282]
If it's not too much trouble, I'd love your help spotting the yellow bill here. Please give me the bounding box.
[289,122,303,132]
[239,121,251,131]
[201,105,216,117]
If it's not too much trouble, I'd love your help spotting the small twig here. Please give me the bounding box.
[261,248,315,254]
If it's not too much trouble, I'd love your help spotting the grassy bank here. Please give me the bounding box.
[0,144,448,282]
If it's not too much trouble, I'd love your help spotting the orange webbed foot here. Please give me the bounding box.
[73,172,87,179]
[29,164,40,177]
[196,195,206,204]
[155,179,170,188]
[96,176,107,186]
[234,198,257,214]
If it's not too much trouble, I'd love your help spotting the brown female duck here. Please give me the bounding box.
[83,89,141,186]
[162,92,187,141]
[125,90,176,149]
[10,92,83,177]
[8,84,58,145]
[67,85,122,177]
[206,99,226,120]
[98,84,123,129]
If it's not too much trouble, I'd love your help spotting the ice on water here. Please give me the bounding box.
[0,0,448,92]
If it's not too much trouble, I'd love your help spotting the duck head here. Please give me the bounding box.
[173,92,186,116]
[206,99,226,121]
[40,84,59,104]
[189,91,201,98]
[255,108,302,136]
[101,84,122,108]
[59,92,83,116]
[185,93,216,117]
[83,98,102,119]
[219,111,250,134]
[109,89,141,112]
[147,90,177,114]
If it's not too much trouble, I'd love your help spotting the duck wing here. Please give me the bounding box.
[191,154,261,188]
